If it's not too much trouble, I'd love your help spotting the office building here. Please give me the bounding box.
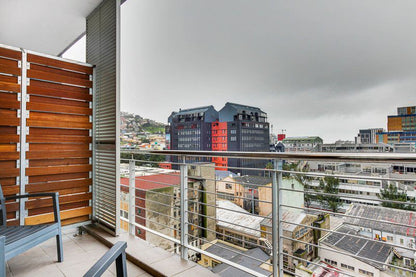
[377,106,416,144]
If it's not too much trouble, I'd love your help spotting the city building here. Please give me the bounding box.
[319,225,393,277]
[260,211,330,273]
[216,200,264,249]
[167,103,270,174]
[282,136,323,152]
[356,128,384,144]
[198,239,272,276]
[320,140,393,153]
[119,162,216,253]
[377,106,416,144]
[217,102,270,173]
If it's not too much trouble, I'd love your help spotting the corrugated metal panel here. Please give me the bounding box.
[86,0,120,235]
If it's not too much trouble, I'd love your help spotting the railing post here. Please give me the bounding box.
[128,159,135,235]
[180,157,189,260]
[272,159,283,276]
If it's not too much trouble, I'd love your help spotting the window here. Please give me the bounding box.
[137,229,141,235]
[324,258,337,266]
[359,269,374,276]
[137,208,141,214]
[405,258,411,267]
[387,236,393,242]
[225,184,232,190]
[400,238,404,245]
[341,263,355,271]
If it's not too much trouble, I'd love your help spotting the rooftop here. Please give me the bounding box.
[345,204,416,237]
[207,242,271,277]
[233,176,272,187]
[216,200,263,237]
[320,225,392,270]
[261,210,307,232]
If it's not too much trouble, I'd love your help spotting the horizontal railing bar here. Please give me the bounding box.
[122,150,416,163]
[282,187,416,206]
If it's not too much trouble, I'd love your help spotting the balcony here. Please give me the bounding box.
[1,1,416,277]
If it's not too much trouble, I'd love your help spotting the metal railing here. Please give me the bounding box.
[119,150,416,277]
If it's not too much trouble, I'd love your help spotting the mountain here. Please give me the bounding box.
[121,111,165,134]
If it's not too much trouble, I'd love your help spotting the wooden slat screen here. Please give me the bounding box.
[0,45,93,227]
[25,53,93,226]
[0,46,21,225]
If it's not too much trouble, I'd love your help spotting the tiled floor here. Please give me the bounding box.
[6,226,150,277]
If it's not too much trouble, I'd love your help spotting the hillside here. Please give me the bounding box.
[121,111,165,134]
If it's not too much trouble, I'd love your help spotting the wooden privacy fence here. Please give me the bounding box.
[0,44,93,226]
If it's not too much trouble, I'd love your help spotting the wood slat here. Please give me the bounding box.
[0,48,21,60]
[26,164,92,176]
[0,92,19,109]
[0,134,19,143]
[28,80,92,101]
[62,215,90,226]
[0,152,20,160]
[25,206,92,225]
[0,81,20,93]
[29,144,89,152]
[0,57,20,76]
[0,127,17,134]
[0,177,18,186]
[26,193,92,210]
[27,102,92,115]
[27,53,93,75]
[30,95,89,108]
[26,178,91,193]
[28,172,90,183]
[27,134,91,143]
[30,63,90,80]
[30,111,90,123]
[2,185,19,195]
[6,202,19,213]
[28,68,92,88]
[28,201,90,216]
[29,128,90,136]
[29,158,90,167]
[27,150,92,160]
[27,119,92,129]
[0,144,17,152]
[0,75,18,84]
[0,160,17,168]
[0,109,19,126]
[0,168,19,178]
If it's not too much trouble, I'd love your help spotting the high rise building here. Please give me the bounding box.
[356,128,384,144]
[376,106,416,144]
[167,103,270,174]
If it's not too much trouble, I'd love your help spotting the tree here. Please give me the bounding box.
[120,152,166,168]
[316,176,342,212]
[379,184,415,211]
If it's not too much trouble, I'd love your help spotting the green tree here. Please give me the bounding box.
[120,152,166,168]
[316,176,342,212]
[379,184,415,211]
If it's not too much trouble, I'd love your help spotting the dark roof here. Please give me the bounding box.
[173,106,214,116]
[204,241,243,261]
[208,244,271,277]
[225,102,264,113]
[233,176,272,188]
[345,204,416,237]
[320,225,392,270]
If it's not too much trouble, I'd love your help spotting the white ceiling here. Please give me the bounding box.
[0,0,103,56]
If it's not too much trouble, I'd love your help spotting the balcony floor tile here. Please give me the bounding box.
[6,226,147,277]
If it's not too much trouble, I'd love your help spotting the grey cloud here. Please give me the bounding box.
[116,0,416,142]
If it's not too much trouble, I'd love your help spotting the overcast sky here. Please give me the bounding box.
[63,0,416,143]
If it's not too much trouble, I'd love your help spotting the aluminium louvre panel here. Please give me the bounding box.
[87,0,120,234]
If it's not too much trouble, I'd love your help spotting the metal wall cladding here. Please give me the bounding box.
[87,0,120,234]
